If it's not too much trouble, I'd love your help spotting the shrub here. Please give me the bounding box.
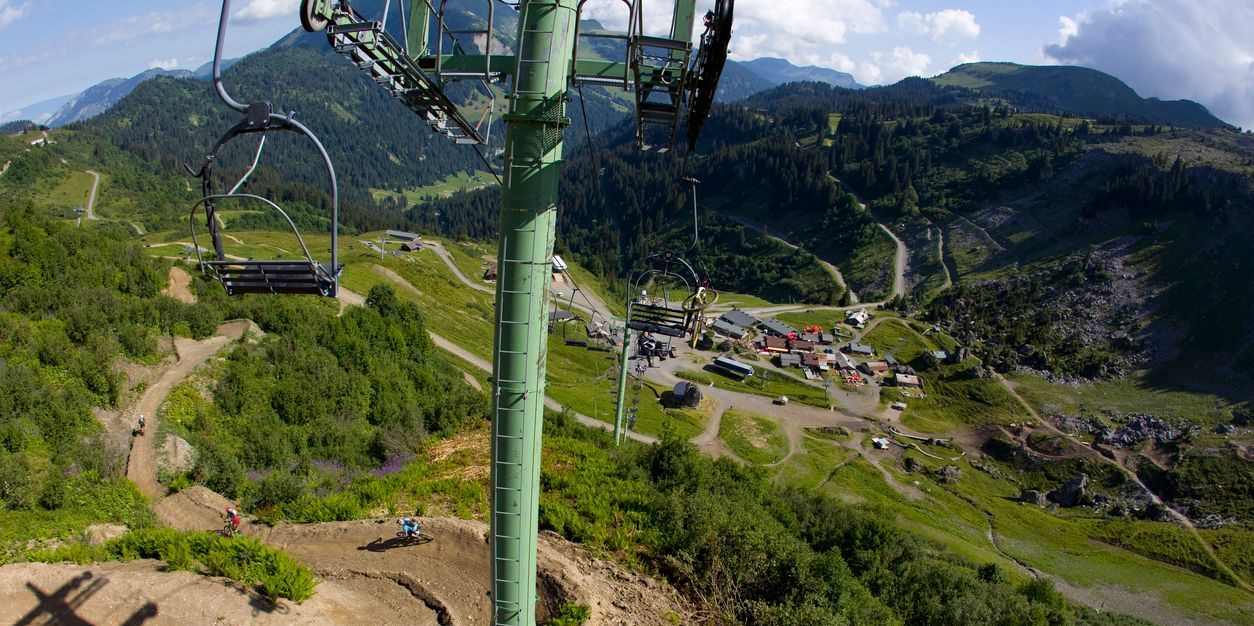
[32,528,317,603]
[545,602,591,626]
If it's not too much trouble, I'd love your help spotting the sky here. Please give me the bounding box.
[2,0,1253,128]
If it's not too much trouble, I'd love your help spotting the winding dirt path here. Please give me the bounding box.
[426,241,493,295]
[83,170,100,221]
[125,321,253,499]
[725,215,858,305]
[878,223,908,299]
[934,226,953,292]
[162,266,196,304]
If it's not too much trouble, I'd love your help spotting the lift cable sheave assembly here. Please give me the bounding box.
[188,0,342,297]
[292,1,733,623]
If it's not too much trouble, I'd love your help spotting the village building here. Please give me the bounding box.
[761,336,789,353]
[802,353,825,371]
[780,353,802,368]
[820,332,836,344]
[844,342,875,356]
[386,229,421,241]
[789,339,815,352]
[483,263,498,281]
[760,318,797,337]
[833,352,857,371]
[549,309,576,323]
[711,319,747,339]
[800,332,821,344]
[720,309,758,328]
[399,240,423,252]
[860,360,891,376]
[883,353,898,369]
[846,308,870,328]
[895,373,923,388]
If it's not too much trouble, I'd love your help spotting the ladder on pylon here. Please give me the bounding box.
[491,226,554,624]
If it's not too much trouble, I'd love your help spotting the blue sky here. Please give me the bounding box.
[3,1,1253,127]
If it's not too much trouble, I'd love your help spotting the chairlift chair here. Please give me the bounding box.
[623,252,713,340]
[190,2,341,297]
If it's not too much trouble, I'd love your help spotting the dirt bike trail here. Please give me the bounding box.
[162,266,196,304]
[126,321,253,499]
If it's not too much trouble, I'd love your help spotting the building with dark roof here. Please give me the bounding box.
[780,353,802,368]
[789,339,815,352]
[762,336,789,352]
[387,229,421,241]
[711,319,747,339]
[845,342,875,356]
[720,310,758,328]
[760,318,797,337]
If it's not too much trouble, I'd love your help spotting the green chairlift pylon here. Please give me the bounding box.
[290,1,734,623]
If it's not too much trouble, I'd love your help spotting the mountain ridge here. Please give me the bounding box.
[931,61,1227,128]
[742,56,863,90]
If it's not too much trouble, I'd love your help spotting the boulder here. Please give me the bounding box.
[1019,489,1048,507]
[84,524,128,545]
[937,465,962,483]
[1048,473,1090,507]
[158,434,196,476]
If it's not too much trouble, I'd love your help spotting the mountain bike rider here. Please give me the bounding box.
[225,507,241,535]
[399,516,421,539]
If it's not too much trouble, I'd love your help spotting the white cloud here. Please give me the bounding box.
[871,46,931,83]
[94,9,202,45]
[586,0,887,76]
[0,0,28,30]
[1045,0,1254,129]
[897,9,980,42]
[234,0,299,24]
[148,58,180,70]
[1057,16,1078,46]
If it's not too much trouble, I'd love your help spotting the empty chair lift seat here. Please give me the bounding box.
[207,260,338,296]
[628,301,692,338]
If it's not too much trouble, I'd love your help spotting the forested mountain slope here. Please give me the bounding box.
[744,77,1254,391]
[931,62,1228,128]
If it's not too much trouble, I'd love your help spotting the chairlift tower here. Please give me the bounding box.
[272,1,733,623]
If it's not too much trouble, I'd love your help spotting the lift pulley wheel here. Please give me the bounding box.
[301,0,330,32]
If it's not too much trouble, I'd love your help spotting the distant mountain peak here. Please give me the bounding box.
[931,61,1228,128]
[742,57,862,90]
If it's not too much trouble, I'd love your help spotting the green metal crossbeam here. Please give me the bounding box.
[416,54,640,84]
